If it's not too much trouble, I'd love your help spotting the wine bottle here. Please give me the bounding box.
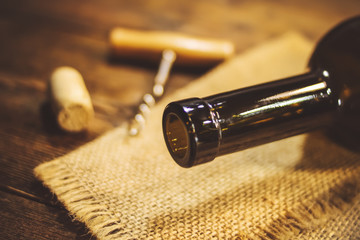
[162,16,360,168]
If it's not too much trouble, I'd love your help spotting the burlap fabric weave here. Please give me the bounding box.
[35,33,360,239]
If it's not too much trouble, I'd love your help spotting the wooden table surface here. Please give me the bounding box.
[0,1,359,239]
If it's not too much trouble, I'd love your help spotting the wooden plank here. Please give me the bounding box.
[0,190,91,240]
[2,0,359,54]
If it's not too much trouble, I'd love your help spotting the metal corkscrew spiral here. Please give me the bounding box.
[128,49,176,136]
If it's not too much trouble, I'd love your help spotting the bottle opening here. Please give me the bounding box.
[165,113,189,160]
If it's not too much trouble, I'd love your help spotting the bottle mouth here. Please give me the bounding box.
[162,98,221,168]
[164,113,190,161]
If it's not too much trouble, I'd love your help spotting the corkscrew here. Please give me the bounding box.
[128,49,176,136]
[109,28,235,136]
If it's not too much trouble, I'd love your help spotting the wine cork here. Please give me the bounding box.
[49,66,94,132]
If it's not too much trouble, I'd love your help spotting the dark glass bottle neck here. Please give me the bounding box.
[204,69,337,157]
[162,69,339,167]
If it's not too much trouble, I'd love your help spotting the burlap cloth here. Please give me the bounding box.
[35,33,360,239]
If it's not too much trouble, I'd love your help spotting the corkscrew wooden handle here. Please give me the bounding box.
[109,28,235,66]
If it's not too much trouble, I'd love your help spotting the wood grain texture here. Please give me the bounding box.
[0,0,359,239]
[0,191,91,240]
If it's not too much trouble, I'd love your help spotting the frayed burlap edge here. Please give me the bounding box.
[34,149,360,240]
[34,159,127,239]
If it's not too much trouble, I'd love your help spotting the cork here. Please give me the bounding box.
[49,66,94,132]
